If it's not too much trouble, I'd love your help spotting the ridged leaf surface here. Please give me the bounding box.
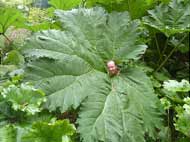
[22,7,163,142]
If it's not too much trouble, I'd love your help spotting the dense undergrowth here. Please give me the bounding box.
[0,0,189,142]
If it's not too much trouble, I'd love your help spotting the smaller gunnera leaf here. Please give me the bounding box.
[1,83,46,115]
[143,0,190,37]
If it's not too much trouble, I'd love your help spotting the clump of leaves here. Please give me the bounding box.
[86,0,157,19]
[0,125,18,142]
[49,0,81,10]
[160,79,190,138]
[175,97,190,137]
[142,0,190,73]
[22,7,163,142]
[143,0,190,37]
[28,7,49,24]
[163,79,190,92]
[0,119,75,142]
[0,7,26,35]
[25,7,61,32]
[1,83,46,115]
[22,120,76,142]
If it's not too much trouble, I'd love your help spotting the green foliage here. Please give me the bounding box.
[49,0,81,10]
[22,120,76,142]
[28,7,49,24]
[143,0,190,37]
[0,125,17,142]
[160,79,190,139]
[163,79,190,92]
[175,98,190,137]
[0,8,26,34]
[26,7,61,32]
[22,7,163,142]
[170,34,190,53]
[0,119,75,142]
[3,50,24,66]
[0,65,17,77]
[0,0,33,6]
[0,0,189,141]
[1,83,46,115]
[86,0,123,6]
[86,0,157,18]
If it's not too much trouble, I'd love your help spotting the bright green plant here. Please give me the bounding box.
[86,0,156,18]
[22,7,163,142]
[163,79,190,92]
[0,8,27,69]
[0,0,33,6]
[0,74,75,142]
[26,7,61,32]
[49,0,81,10]
[0,125,18,142]
[48,0,163,19]
[0,8,26,35]
[22,120,76,142]
[1,83,46,115]
[160,79,190,140]
[175,97,190,137]
[0,120,76,142]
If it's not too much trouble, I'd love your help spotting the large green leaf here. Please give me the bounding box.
[143,0,190,36]
[0,8,26,34]
[22,7,163,142]
[78,68,162,142]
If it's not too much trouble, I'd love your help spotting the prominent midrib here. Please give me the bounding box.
[88,84,124,141]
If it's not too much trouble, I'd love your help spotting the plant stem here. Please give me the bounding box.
[158,37,168,64]
[2,33,11,43]
[167,109,170,141]
[127,0,131,14]
[81,0,86,7]
[154,33,162,60]
[155,35,187,72]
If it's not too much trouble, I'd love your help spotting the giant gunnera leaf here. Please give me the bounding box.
[22,7,163,142]
[143,0,190,37]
